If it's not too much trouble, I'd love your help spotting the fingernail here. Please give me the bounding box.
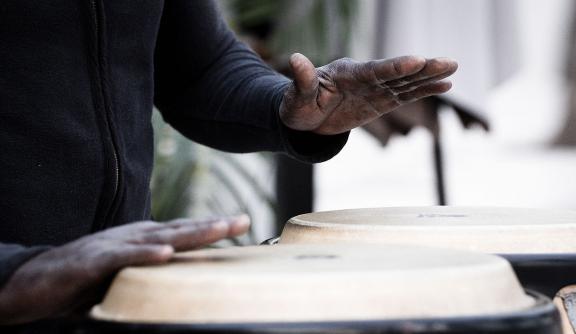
[290,53,303,61]
[411,55,426,63]
[441,80,453,88]
[235,214,251,227]
[289,53,305,67]
[159,245,175,257]
[212,220,229,231]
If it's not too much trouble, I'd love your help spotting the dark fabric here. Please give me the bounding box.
[153,0,349,159]
[1,319,63,334]
[0,244,51,288]
[0,0,348,324]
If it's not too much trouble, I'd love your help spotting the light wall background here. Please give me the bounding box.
[316,0,576,211]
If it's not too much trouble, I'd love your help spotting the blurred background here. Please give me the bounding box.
[151,0,576,244]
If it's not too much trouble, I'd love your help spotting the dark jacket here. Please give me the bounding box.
[0,0,347,293]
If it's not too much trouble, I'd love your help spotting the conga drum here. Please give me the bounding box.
[555,286,576,334]
[84,244,560,334]
[278,207,576,297]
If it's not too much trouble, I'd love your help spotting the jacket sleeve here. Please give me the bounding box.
[153,0,348,163]
[0,243,50,289]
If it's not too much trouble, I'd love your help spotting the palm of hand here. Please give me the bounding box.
[280,54,458,135]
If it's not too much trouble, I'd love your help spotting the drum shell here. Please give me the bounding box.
[65,292,561,334]
[276,206,576,299]
[262,238,576,299]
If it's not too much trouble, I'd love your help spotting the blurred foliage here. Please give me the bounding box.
[150,110,201,221]
[150,110,277,244]
[225,0,357,64]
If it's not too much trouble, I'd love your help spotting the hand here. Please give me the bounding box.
[280,54,458,135]
[0,216,250,325]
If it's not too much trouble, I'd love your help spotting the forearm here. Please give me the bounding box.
[157,43,291,153]
[0,243,50,289]
[0,243,51,324]
[154,0,348,162]
[155,0,287,151]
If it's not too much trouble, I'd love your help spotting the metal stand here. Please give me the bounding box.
[433,133,447,206]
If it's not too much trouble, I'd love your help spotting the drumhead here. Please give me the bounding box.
[91,244,533,324]
[554,286,576,334]
[280,207,576,254]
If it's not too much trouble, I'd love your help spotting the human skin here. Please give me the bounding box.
[280,54,457,135]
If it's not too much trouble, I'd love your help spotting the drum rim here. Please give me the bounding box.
[263,238,576,261]
[82,291,558,333]
[501,253,576,262]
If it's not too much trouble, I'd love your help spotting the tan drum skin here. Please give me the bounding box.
[555,286,576,334]
[91,244,534,324]
[280,207,576,254]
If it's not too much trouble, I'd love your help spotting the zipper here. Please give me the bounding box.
[89,0,121,227]
[90,0,98,33]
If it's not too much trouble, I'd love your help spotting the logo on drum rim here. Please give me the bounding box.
[417,214,468,218]
[295,254,339,260]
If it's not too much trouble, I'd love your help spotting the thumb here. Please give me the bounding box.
[289,53,319,97]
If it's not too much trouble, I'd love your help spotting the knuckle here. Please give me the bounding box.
[362,61,378,81]
[392,60,403,76]
[316,67,331,80]
[428,59,444,72]
[133,220,161,229]
[335,57,356,65]
[84,248,122,276]
[141,232,168,245]
[329,58,354,72]
[165,218,191,226]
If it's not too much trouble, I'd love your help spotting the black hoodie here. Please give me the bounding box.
[0,0,347,299]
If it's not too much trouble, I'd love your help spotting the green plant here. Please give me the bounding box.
[151,110,277,245]
[150,110,200,221]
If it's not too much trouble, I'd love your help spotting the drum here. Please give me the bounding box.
[278,207,576,297]
[554,286,576,334]
[83,244,561,334]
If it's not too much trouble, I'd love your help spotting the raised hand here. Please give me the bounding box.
[0,216,249,325]
[280,54,458,135]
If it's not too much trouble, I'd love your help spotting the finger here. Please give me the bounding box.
[96,221,164,239]
[109,244,175,269]
[386,58,457,88]
[163,215,250,234]
[391,69,457,94]
[143,215,251,251]
[359,56,426,84]
[227,214,252,236]
[398,81,453,103]
[289,53,319,97]
[93,244,174,275]
[166,215,252,238]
